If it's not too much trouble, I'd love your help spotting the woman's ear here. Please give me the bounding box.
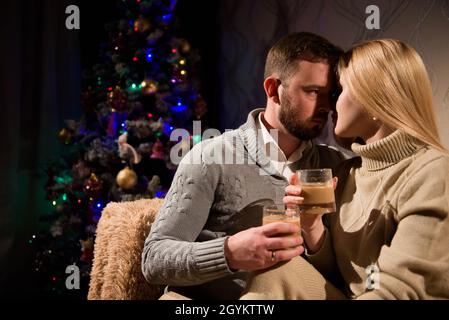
[263,77,280,104]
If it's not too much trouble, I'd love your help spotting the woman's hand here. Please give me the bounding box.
[283,173,337,254]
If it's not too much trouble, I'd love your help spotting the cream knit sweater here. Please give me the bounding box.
[308,130,449,299]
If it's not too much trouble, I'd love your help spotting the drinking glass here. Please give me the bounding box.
[296,168,336,215]
[262,204,301,237]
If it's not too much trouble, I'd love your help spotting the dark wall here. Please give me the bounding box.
[0,0,82,297]
[174,0,221,129]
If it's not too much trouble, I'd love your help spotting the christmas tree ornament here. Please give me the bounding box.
[107,86,128,111]
[118,132,142,164]
[134,16,151,32]
[83,173,103,197]
[150,118,164,131]
[141,79,158,95]
[58,128,73,145]
[180,39,191,53]
[116,166,138,190]
[151,140,165,160]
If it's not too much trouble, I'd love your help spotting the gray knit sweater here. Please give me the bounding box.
[141,108,345,299]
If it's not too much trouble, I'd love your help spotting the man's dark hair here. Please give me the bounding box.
[264,32,343,82]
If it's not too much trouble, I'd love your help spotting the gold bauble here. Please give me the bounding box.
[83,173,103,197]
[116,166,138,190]
[134,16,151,33]
[58,128,73,144]
[180,40,191,53]
[141,80,158,95]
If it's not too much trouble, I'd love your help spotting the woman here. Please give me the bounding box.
[241,39,449,300]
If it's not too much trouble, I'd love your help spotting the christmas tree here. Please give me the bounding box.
[33,0,207,296]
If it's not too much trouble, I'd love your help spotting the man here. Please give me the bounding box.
[142,32,345,299]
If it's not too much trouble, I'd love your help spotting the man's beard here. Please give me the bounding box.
[278,92,326,141]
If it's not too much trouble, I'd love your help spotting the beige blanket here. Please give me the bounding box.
[88,198,164,300]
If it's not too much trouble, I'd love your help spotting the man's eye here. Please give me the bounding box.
[307,90,319,95]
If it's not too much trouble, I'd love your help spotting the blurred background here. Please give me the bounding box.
[1,0,448,299]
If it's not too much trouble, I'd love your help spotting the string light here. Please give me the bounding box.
[133,57,138,62]
[171,48,177,54]
[52,200,56,206]
[192,135,202,144]
[62,193,67,201]
[172,99,187,112]
[180,70,186,75]
[147,113,153,118]
[162,14,173,22]
[179,59,186,65]
[146,50,154,62]
[141,81,147,87]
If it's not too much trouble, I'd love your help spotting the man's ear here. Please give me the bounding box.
[263,77,280,104]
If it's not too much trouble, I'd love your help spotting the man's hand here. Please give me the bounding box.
[224,222,304,271]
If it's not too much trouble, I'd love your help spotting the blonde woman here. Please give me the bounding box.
[241,39,449,300]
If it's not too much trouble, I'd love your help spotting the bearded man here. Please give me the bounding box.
[142,32,345,300]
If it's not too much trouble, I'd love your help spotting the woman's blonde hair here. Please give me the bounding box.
[338,39,447,153]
